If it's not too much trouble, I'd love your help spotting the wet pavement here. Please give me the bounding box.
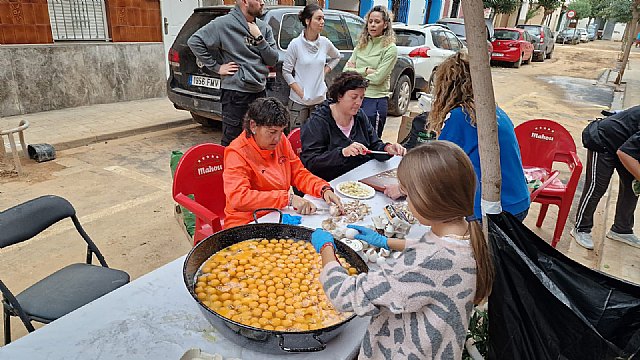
[539,75,614,110]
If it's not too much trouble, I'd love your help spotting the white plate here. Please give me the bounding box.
[335,181,375,199]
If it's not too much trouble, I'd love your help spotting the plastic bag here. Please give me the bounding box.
[170,150,196,237]
[487,213,640,359]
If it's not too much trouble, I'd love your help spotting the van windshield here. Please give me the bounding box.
[442,23,465,38]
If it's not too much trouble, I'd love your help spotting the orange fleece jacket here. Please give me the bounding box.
[223,131,330,228]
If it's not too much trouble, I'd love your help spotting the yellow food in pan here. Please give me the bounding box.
[194,238,359,332]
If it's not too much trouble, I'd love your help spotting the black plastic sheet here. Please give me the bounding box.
[487,213,640,359]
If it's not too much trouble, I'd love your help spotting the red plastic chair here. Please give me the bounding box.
[288,128,302,156]
[515,119,583,248]
[172,143,225,245]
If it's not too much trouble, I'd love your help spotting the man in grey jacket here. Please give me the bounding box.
[188,0,278,146]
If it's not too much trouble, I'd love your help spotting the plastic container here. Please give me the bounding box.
[417,92,434,112]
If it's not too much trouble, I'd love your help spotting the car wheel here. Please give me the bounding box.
[546,49,552,59]
[524,52,533,64]
[512,54,522,68]
[190,112,220,128]
[538,52,545,62]
[388,74,411,116]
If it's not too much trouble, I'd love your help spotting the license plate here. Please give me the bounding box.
[189,75,220,89]
[492,52,504,57]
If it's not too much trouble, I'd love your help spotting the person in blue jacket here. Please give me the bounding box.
[427,52,530,221]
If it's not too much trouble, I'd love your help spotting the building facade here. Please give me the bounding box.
[0,0,163,44]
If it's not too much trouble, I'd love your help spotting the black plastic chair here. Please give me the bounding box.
[0,195,130,344]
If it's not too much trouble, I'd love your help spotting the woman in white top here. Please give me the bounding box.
[282,4,341,131]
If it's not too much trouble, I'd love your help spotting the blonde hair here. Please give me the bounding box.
[427,52,476,134]
[397,141,494,304]
[356,5,395,49]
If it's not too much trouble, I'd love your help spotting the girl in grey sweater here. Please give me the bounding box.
[312,141,494,359]
[282,4,341,130]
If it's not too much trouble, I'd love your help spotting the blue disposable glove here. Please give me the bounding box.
[347,224,389,250]
[311,228,335,253]
[282,214,302,225]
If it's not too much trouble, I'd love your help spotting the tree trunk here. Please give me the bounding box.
[616,1,640,85]
[461,0,501,235]
[620,22,630,58]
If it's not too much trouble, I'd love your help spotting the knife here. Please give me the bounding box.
[365,150,391,155]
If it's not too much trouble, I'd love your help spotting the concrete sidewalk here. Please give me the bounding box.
[0,97,192,152]
[622,55,640,109]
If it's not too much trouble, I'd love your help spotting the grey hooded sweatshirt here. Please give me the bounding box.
[187,5,278,93]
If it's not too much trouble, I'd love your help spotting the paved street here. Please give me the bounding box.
[0,40,639,340]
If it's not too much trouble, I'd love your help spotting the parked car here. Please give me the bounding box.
[577,28,589,43]
[436,17,494,56]
[167,6,416,127]
[393,23,465,93]
[490,28,534,68]
[515,24,554,61]
[555,29,580,45]
[587,26,596,41]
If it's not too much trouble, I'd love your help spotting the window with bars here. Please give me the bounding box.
[48,0,109,41]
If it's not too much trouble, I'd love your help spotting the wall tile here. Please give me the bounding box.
[24,24,36,42]
[146,8,155,26]
[14,24,27,43]
[37,24,51,43]
[116,7,127,26]
[152,25,161,41]
[125,26,134,41]
[21,3,35,24]
[1,24,15,44]
[140,9,148,26]
[44,25,51,42]
[0,4,13,25]
[9,2,24,24]
[34,3,49,25]
[132,7,141,26]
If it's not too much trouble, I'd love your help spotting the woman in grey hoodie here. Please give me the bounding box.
[282,4,341,131]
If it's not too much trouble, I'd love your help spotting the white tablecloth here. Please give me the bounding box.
[0,157,425,360]
[0,255,370,360]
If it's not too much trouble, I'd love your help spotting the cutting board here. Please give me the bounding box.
[358,168,398,192]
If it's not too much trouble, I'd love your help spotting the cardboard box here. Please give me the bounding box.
[397,115,413,143]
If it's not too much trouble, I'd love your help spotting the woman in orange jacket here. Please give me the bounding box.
[223,97,344,229]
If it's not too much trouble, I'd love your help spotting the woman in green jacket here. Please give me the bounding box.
[344,5,397,138]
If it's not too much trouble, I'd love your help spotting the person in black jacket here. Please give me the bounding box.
[300,72,405,181]
[572,105,640,250]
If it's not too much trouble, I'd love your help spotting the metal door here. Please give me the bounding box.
[160,0,202,78]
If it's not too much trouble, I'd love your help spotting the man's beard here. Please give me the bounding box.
[248,5,262,18]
